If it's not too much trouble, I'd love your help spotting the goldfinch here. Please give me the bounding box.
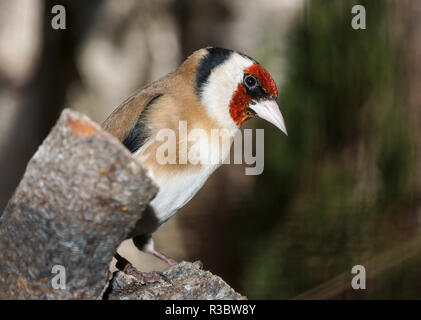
[102,47,287,282]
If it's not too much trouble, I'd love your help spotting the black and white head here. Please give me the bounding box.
[195,47,287,135]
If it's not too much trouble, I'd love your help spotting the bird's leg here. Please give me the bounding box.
[135,235,179,266]
[114,253,168,285]
[148,248,178,266]
[147,247,204,269]
[133,234,203,269]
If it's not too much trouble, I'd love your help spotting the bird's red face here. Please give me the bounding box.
[196,48,286,134]
[229,63,286,134]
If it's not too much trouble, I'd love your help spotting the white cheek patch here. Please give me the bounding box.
[200,53,254,130]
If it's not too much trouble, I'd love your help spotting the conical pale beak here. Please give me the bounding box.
[249,100,287,135]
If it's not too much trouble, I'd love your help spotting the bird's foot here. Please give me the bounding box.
[124,264,169,285]
[192,260,203,269]
[114,252,169,285]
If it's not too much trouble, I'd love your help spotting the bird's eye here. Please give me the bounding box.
[244,74,257,89]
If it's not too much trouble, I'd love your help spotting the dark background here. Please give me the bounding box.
[0,0,420,299]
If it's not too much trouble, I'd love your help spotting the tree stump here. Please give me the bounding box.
[0,109,157,299]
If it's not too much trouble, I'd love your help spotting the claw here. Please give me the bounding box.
[125,265,169,285]
[192,260,203,269]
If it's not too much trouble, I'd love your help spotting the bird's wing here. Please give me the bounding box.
[101,81,167,152]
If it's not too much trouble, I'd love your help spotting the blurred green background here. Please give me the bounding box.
[0,0,420,299]
[238,0,421,299]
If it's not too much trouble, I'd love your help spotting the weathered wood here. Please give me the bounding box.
[0,109,157,299]
[107,262,245,300]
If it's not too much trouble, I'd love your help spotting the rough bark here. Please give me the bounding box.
[0,109,244,300]
[106,262,245,300]
[0,109,157,299]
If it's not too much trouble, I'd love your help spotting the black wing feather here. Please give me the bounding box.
[122,94,163,153]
